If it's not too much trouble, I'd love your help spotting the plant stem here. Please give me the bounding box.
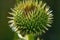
[25,34,35,40]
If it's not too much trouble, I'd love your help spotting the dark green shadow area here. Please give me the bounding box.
[0,0,16,40]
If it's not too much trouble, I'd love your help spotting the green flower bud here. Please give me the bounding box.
[8,0,53,39]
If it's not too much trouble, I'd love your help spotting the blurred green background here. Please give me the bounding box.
[0,0,60,40]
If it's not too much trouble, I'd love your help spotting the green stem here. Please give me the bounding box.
[25,34,35,40]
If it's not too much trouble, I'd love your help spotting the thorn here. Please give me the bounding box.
[8,20,14,23]
[8,17,14,19]
[42,3,46,9]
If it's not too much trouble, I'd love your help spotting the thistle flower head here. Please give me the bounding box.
[8,0,53,37]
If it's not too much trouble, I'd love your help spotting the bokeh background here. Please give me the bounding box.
[0,0,60,40]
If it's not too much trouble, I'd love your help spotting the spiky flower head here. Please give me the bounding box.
[8,0,53,37]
